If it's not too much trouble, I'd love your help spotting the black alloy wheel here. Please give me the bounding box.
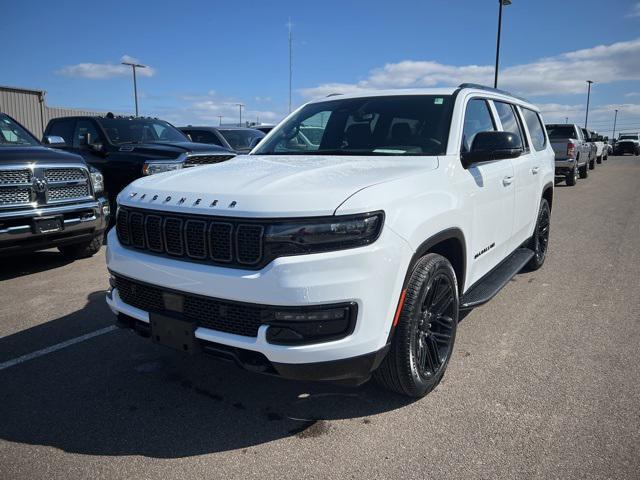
[526,198,550,271]
[565,165,577,186]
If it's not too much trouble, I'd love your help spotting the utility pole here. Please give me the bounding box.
[494,0,512,89]
[121,61,147,116]
[565,117,568,124]
[235,103,245,126]
[612,109,618,141]
[287,18,293,113]
[584,80,594,128]
[218,115,223,126]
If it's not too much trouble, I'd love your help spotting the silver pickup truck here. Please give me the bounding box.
[546,123,591,186]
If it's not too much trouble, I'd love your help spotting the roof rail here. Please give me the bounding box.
[457,83,529,103]
[326,93,342,97]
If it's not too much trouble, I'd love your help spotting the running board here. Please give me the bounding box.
[460,248,535,310]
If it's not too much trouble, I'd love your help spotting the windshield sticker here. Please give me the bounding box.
[434,98,444,105]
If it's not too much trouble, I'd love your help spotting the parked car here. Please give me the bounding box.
[581,128,597,170]
[179,126,265,154]
[614,133,640,155]
[43,114,236,211]
[588,130,608,163]
[0,113,109,258]
[604,137,613,156]
[106,84,554,398]
[546,123,590,185]
[250,124,276,134]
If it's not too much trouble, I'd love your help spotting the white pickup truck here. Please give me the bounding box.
[106,84,554,398]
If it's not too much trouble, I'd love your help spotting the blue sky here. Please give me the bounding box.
[3,0,640,135]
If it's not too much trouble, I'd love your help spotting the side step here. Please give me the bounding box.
[460,248,534,310]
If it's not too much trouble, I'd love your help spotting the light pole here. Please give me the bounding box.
[565,117,568,124]
[494,0,512,89]
[287,19,293,113]
[218,115,223,126]
[235,103,245,126]
[584,80,594,128]
[612,109,618,141]
[121,61,147,116]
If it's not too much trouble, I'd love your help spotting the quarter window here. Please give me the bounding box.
[461,99,496,153]
[522,108,547,151]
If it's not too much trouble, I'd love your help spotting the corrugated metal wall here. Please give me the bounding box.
[0,85,113,139]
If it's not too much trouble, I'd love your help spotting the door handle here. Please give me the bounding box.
[502,176,514,186]
[531,166,540,175]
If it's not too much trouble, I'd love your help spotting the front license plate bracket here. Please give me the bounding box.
[150,313,201,355]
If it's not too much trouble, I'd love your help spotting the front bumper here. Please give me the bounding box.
[105,225,411,377]
[0,197,110,255]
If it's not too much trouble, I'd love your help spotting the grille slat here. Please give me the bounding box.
[0,188,31,205]
[115,276,264,337]
[0,169,31,185]
[184,155,235,166]
[44,168,86,182]
[116,207,264,268]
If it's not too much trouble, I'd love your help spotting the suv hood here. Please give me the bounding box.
[119,154,438,217]
[117,141,232,159]
[0,146,84,165]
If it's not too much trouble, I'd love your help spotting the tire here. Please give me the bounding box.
[374,253,458,398]
[58,234,103,259]
[596,155,602,164]
[565,165,577,186]
[525,198,550,271]
[589,158,595,170]
[578,162,588,179]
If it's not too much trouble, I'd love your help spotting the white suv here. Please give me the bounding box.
[106,84,554,398]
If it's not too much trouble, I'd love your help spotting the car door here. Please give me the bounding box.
[71,119,106,168]
[493,101,536,248]
[461,98,516,285]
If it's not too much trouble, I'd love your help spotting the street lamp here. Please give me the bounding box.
[234,103,245,126]
[494,0,512,89]
[584,80,594,128]
[121,61,147,116]
[612,109,618,141]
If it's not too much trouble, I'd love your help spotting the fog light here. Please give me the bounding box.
[266,304,356,345]
[103,204,111,217]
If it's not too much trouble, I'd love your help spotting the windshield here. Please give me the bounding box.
[0,114,39,146]
[98,118,188,145]
[619,135,638,140]
[546,125,576,139]
[219,129,264,150]
[254,95,453,156]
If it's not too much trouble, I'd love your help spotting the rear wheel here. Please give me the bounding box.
[374,253,458,398]
[596,155,602,164]
[578,162,589,179]
[525,198,550,271]
[565,165,578,186]
[58,234,103,259]
[589,158,595,170]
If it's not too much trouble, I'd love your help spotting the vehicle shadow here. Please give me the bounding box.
[0,250,76,281]
[0,291,416,458]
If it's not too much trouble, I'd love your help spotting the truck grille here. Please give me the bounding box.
[114,276,266,337]
[184,155,235,166]
[116,207,265,268]
[0,165,91,208]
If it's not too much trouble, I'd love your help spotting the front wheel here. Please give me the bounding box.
[525,198,550,271]
[58,234,103,259]
[374,253,458,398]
[589,158,595,170]
[578,162,589,179]
[596,155,602,164]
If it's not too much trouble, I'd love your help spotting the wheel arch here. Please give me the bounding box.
[542,182,554,211]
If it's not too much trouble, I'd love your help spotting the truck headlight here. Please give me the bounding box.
[142,161,183,176]
[264,212,384,255]
[88,165,104,194]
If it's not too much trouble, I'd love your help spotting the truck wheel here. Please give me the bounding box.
[565,165,578,186]
[58,234,103,259]
[525,199,550,271]
[589,158,595,170]
[578,163,588,179]
[374,253,458,398]
[596,155,602,164]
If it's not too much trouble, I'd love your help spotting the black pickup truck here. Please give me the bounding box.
[43,114,236,210]
[0,113,109,258]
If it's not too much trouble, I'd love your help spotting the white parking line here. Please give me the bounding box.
[0,325,117,372]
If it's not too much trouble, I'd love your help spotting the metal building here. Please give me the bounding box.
[0,85,111,139]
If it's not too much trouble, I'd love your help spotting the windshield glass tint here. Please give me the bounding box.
[546,125,576,139]
[619,135,638,140]
[254,95,453,156]
[98,118,188,144]
[0,115,39,146]
[219,129,264,150]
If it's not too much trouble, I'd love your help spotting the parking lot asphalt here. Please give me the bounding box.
[1,156,639,479]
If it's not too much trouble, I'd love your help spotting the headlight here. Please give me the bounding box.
[264,212,384,256]
[88,165,104,194]
[142,161,183,176]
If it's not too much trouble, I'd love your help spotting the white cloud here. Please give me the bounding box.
[300,38,640,99]
[625,92,640,97]
[627,2,640,17]
[537,102,640,135]
[55,55,156,79]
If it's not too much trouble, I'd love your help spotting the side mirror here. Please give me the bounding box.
[44,135,67,147]
[84,133,105,154]
[462,131,523,167]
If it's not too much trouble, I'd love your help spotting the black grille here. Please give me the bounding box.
[117,207,264,268]
[184,155,235,166]
[115,276,265,337]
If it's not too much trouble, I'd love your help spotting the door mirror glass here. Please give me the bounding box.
[462,131,523,167]
[45,135,67,147]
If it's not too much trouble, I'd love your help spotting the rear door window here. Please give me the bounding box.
[522,109,547,151]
